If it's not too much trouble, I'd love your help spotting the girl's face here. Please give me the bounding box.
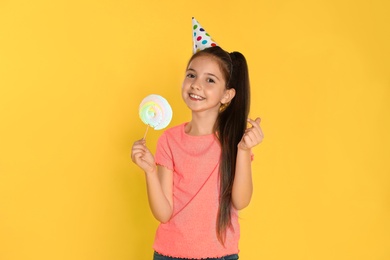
[182,55,235,114]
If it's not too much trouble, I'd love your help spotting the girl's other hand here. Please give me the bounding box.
[131,139,156,174]
[238,117,264,151]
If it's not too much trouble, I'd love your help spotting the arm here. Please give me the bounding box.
[232,118,264,210]
[144,165,173,223]
[131,139,173,223]
[232,148,253,210]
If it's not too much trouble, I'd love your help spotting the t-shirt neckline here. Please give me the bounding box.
[182,123,216,139]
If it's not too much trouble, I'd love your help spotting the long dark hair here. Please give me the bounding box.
[187,46,250,244]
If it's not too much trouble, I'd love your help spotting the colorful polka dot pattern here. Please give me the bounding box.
[192,17,218,53]
[139,94,173,130]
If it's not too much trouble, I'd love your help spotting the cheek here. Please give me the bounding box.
[181,83,188,98]
[181,78,189,88]
[181,80,188,92]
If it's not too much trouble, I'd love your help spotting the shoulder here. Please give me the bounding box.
[156,123,187,158]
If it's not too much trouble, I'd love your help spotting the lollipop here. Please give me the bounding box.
[139,94,173,139]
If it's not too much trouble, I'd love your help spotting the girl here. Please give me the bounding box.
[132,46,263,259]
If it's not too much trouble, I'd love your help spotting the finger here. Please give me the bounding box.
[132,152,145,163]
[132,145,147,155]
[132,142,145,149]
[134,139,146,146]
[132,148,146,156]
[243,132,254,145]
[247,117,261,124]
[245,126,264,146]
[132,145,151,157]
[249,118,264,139]
[251,126,263,141]
[139,155,156,169]
[132,140,150,152]
[245,124,262,141]
[248,117,261,125]
[247,117,261,130]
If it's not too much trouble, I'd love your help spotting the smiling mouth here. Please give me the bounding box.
[189,93,205,101]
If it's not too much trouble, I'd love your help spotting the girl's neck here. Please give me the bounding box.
[185,111,218,136]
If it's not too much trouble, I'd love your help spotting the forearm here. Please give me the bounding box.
[144,169,173,223]
[232,148,253,210]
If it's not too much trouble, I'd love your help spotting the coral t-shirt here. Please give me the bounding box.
[153,123,240,259]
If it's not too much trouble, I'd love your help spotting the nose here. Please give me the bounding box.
[191,78,201,90]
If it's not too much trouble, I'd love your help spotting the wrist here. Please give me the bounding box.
[144,165,157,176]
[237,144,252,153]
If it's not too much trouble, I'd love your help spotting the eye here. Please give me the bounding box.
[207,78,215,83]
[186,73,195,78]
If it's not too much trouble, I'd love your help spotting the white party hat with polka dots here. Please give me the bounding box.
[192,17,218,53]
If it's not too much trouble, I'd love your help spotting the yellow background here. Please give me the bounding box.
[1,0,389,259]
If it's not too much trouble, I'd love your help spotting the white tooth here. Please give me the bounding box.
[190,94,203,100]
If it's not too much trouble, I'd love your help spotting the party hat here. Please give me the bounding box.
[192,17,218,53]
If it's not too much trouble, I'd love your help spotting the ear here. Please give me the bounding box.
[221,88,236,104]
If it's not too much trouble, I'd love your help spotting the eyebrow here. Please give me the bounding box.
[186,68,221,81]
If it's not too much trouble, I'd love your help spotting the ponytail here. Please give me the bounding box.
[216,51,250,245]
[186,47,250,245]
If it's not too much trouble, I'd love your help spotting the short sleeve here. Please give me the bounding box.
[155,132,174,171]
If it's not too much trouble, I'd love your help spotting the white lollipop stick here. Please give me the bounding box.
[143,125,150,140]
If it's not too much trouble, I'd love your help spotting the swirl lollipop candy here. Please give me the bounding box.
[139,94,173,139]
